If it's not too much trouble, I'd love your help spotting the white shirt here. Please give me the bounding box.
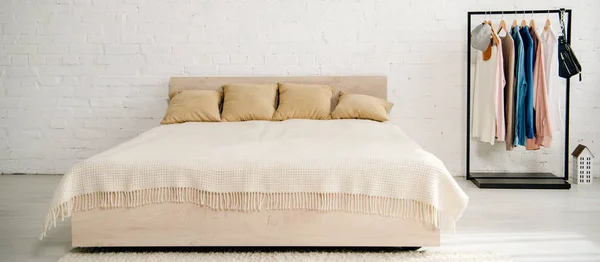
[472,45,500,145]
[541,27,563,133]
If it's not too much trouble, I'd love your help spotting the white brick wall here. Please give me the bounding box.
[0,0,599,176]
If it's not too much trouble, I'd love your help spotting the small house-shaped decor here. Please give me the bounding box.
[571,144,594,184]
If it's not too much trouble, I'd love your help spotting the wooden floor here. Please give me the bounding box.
[1,175,599,262]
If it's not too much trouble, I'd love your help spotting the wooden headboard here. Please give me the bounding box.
[169,76,387,107]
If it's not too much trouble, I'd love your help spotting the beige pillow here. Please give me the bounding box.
[331,91,393,122]
[273,83,334,120]
[160,90,222,124]
[221,83,278,121]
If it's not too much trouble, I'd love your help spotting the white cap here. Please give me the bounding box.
[470,23,492,51]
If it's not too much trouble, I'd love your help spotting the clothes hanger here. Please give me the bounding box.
[481,11,488,24]
[481,12,497,61]
[512,10,519,28]
[521,11,527,27]
[544,10,551,31]
[486,13,500,46]
[529,10,536,29]
[498,11,509,34]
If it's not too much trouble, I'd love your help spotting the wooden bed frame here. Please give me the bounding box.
[71,76,441,248]
[72,204,439,247]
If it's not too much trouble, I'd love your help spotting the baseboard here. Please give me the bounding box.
[0,173,63,175]
[3,173,600,179]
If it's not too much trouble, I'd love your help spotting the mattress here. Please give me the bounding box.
[42,119,468,238]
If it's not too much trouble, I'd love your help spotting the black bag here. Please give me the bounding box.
[558,9,582,80]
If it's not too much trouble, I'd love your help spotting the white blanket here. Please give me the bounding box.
[42,120,468,238]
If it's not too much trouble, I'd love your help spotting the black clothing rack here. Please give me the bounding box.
[466,9,572,189]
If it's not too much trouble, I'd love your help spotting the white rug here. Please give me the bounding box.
[59,247,512,262]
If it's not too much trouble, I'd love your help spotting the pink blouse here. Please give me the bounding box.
[526,30,552,150]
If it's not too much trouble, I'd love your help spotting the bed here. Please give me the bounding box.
[41,76,468,248]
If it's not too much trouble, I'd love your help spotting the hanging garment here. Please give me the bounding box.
[472,44,500,145]
[519,26,535,140]
[526,27,540,149]
[493,31,506,142]
[526,28,552,150]
[512,26,526,147]
[499,32,515,150]
[541,27,563,135]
